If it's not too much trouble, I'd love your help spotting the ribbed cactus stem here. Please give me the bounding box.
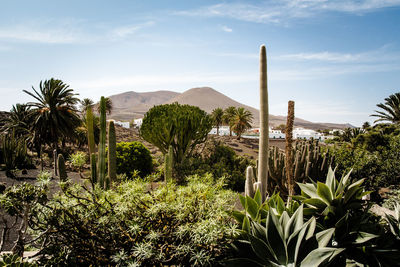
[53,149,58,177]
[58,154,67,182]
[258,44,269,200]
[285,101,295,197]
[245,166,255,197]
[91,153,97,185]
[86,106,95,157]
[164,145,174,182]
[108,121,117,186]
[98,96,107,189]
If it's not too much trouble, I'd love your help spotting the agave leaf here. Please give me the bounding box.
[249,233,275,264]
[297,183,318,199]
[325,167,335,191]
[305,217,316,240]
[253,221,267,239]
[254,189,262,207]
[280,211,291,238]
[242,216,251,232]
[351,231,378,245]
[303,208,315,216]
[317,182,333,205]
[276,196,285,215]
[232,211,245,224]
[348,178,365,190]
[303,198,327,210]
[300,247,344,267]
[246,197,260,220]
[316,228,335,248]
[266,210,287,263]
[285,204,304,240]
[344,186,362,204]
[239,194,246,209]
[289,221,308,265]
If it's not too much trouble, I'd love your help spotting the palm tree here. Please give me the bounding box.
[211,108,224,135]
[80,98,94,114]
[362,121,370,130]
[371,93,400,124]
[1,103,31,138]
[96,97,113,115]
[231,107,253,140]
[23,78,81,151]
[223,106,237,136]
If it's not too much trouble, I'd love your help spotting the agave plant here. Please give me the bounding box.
[228,205,344,266]
[386,203,400,240]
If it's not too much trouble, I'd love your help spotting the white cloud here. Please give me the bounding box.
[111,21,155,39]
[220,25,233,32]
[176,0,400,24]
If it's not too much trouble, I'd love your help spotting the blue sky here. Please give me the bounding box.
[0,0,399,126]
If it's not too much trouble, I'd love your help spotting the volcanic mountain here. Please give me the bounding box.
[108,87,353,130]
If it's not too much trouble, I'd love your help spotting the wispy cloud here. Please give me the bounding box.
[279,45,400,63]
[176,0,400,24]
[220,25,233,32]
[111,21,155,39]
[0,19,156,44]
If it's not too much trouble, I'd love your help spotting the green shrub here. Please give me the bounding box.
[27,174,238,266]
[69,151,87,173]
[115,141,153,178]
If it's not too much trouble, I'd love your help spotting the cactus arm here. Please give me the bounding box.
[97,96,107,189]
[58,154,67,182]
[108,121,117,186]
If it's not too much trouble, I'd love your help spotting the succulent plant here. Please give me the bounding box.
[108,120,116,187]
[58,154,67,182]
[97,96,107,189]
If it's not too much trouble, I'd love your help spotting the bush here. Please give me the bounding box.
[27,175,238,266]
[69,151,86,173]
[177,140,254,191]
[115,141,153,178]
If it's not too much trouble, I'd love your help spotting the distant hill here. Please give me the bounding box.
[107,87,353,130]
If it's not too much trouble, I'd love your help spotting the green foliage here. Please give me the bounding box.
[178,140,254,191]
[140,103,212,166]
[228,202,343,267]
[28,174,238,266]
[164,145,174,182]
[1,133,33,177]
[230,107,253,139]
[211,107,224,135]
[69,151,86,172]
[115,141,153,179]
[0,253,37,267]
[385,203,400,240]
[371,92,400,123]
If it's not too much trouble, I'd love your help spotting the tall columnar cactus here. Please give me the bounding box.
[285,101,295,197]
[91,153,97,185]
[58,154,67,182]
[53,149,58,176]
[86,106,95,158]
[107,121,116,187]
[164,145,174,182]
[245,44,269,199]
[97,96,107,189]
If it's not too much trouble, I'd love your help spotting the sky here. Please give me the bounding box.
[0,0,400,127]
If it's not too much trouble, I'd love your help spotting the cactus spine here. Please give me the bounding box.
[164,145,174,182]
[108,121,117,187]
[97,96,107,189]
[285,101,295,197]
[58,154,67,182]
[258,44,269,200]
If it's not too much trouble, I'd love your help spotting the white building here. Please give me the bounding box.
[209,126,231,136]
[107,119,130,129]
[293,128,327,140]
[133,118,143,128]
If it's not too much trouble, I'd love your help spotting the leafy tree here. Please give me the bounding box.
[231,107,253,140]
[223,106,236,136]
[140,103,212,166]
[23,78,81,151]
[362,121,371,130]
[211,107,224,135]
[371,92,400,124]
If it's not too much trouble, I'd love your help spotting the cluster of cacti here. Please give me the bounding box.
[164,145,174,182]
[268,140,334,196]
[85,96,117,190]
[58,154,67,182]
[245,44,269,200]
